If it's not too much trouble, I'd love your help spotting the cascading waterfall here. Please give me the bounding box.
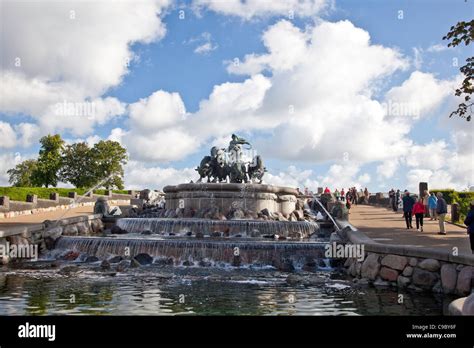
[116,218,319,238]
[55,236,327,267]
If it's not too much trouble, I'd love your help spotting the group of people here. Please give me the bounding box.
[397,190,449,235]
[324,187,369,206]
[387,188,474,253]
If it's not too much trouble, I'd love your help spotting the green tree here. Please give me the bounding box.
[443,19,474,121]
[59,142,97,188]
[90,140,128,189]
[31,134,65,187]
[6,159,38,187]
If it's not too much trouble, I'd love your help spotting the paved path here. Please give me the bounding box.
[0,206,94,231]
[349,204,471,253]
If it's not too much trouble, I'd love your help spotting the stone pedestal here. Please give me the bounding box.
[49,192,59,202]
[26,194,37,204]
[451,203,460,223]
[419,182,428,198]
[0,196,10,209]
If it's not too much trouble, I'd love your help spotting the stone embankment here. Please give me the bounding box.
[335,219,473,315]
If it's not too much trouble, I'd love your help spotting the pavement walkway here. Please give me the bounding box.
[0,205,94,232]
[349,204,471,254]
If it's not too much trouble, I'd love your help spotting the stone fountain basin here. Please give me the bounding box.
[163,183,300,216]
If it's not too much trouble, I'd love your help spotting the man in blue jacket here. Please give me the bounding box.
[402,190,415,229]
[464,200,474,254]
[436,192,448,235]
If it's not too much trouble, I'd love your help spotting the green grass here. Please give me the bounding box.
[0,187,131,201]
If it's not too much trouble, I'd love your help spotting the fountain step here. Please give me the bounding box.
[55,236,327,268]
[116,218,319,239]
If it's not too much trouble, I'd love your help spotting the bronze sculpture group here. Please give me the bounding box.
[196,134,266,183]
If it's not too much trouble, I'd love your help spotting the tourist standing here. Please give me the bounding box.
[412,198,425,232]
[436,192,448,235]
[421,190,430,217]
[402,191,415,229]
[428,192,438,220]
[341,188,345,202]
[352,188,358,205]
[395,189,401,212]
[335,189,340,201]
[389,189,395,210]
[464,201,474,254]
[324,187,330,194]
[364,187,369,203]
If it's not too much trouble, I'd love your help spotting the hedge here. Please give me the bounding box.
[0,187,131,202]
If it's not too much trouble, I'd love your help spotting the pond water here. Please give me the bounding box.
[0,265,451,316]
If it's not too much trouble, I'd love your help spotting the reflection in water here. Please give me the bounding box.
[0,268,449,316]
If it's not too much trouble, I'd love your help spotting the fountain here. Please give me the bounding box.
[54,134,334,269]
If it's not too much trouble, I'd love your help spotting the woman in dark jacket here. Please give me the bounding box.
[402,191,415,229]
[464,201,474,254]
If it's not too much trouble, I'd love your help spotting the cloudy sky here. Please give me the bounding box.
[1,0,473,192]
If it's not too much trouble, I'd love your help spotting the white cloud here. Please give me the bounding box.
[0,0,170,136]
[129,90,186,132]
[264,165,320,189]
[108,128,128,144]
[0,152,34,186]
[427,44,450,53]
[193,0,330,20]
[318,162,363,190]
[0,122,18,148]
[190,32,218,54]
[126,127,198,162]
[404,140,449,171]
[227,20,308,75]
[358,173,371,185]
[124,161,196,190]
[384,71,455,119]
[195,42,217,54]
[125,90,197,161]
[14,123,41,148]
[376,159,400,180]
[0,121,40,149]
[412,47,423,70]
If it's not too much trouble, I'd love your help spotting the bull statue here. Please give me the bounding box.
[248,155,266,184]
[196,155,213,183]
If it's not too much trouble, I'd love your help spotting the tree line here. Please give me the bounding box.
[7,134,128,189]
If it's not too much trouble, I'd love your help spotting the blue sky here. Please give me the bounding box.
[1,0,473,192]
